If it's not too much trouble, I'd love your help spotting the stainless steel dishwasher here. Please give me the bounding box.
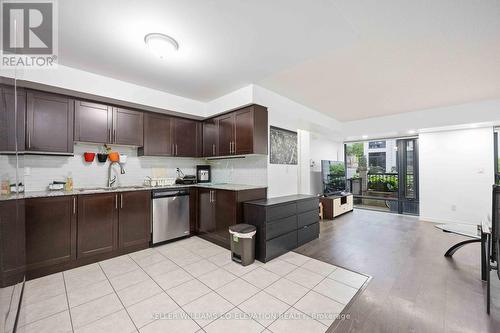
[152,189,190,244]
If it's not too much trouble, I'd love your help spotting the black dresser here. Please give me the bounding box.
[243,194,320,262]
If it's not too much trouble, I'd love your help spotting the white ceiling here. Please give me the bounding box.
[59,0,500,121]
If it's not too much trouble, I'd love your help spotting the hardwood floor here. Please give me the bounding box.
[295,209,499,333]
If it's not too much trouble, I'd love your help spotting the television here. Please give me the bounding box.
[321,160,346,196]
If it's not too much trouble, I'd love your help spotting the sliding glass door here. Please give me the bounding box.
[345,137,419,215]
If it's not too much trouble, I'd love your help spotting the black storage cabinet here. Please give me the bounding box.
[243,195,319,262]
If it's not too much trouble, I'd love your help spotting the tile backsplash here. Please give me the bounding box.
[209,155,267,187]
[0,145,269,192]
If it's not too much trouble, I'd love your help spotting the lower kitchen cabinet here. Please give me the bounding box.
[197,188,267,248]
[25,196,77,271]
[0,199,25,287]
[77,193,118,259]
[118,191,151,250]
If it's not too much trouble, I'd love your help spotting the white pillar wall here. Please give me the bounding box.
[298,129,311,195]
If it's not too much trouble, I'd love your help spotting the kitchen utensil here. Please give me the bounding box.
[84,152,95,162]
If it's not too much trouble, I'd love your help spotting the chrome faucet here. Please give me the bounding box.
[107,161,125,188]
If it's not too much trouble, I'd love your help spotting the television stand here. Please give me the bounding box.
[319,193,353,220]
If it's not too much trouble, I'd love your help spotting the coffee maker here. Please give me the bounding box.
[196,165,211,183]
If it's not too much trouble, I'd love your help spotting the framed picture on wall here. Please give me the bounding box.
[270,126,298,165]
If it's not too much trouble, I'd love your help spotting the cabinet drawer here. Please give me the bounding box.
[297,222,319,247]
[297,199,318,213]
[266,231,297,261]
[297,210,319,228]
[267,203,296,221]
[266,215,297,240]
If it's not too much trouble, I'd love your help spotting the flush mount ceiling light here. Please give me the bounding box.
[144,33,179,59]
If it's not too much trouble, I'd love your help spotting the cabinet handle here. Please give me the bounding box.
[120,194,123,209]
[73,197,76,214]
[108,128,111,142]
[212,144,215,156]
[209,190,212,203]
[27,131,31,148]
[115,194,118,209]
[113,129,116,143]
[175,144,178,156]
[212,190,215,203]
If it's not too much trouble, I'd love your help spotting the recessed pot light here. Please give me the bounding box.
[361,135,368,139]
[144,33,179,59]
[408,129,416,134]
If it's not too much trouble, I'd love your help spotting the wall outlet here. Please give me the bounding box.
[451,204,457,211]
[24,167,31,176]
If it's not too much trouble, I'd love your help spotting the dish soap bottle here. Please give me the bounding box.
[65,173,73,192]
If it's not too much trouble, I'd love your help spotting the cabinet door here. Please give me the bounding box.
[113,107,143,146]
[202,118,218,157]
[25,196,76,270]
[140,113,173,156]
[0,87,25,152]
[74,100,112,144]
[77,193,117,258]
[214,190,237,247]
[118,191,151,250]
[0,199,25,286]
[217,113,235,156]
[234,107,254,155]
[26,91,74,153]
[173,118,199,157]
[198,188,215,235]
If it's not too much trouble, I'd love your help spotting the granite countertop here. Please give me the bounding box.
[0,183,267,201]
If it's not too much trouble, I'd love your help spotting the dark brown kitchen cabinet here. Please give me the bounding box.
[0,199,25,287]
[74,100,112,144]
[77,193,118,259]
[197,188,267,248]
[202,118,217,157]
[0,86,26,152]
[139,113,173,156]
[217,113,234,156]
[26,91,74,153]
[211,104,268,157]
[113,107,144,146]
[172,117,201,157]
[25,196,77,271]
[118,190,151,250]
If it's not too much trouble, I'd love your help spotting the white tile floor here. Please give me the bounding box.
[16,236,369,333]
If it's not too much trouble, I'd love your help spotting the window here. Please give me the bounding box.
[369,152,386,172]
[495,130,500,184]
[368,141,386,149]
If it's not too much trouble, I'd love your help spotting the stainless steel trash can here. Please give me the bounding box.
[229,224,256,266]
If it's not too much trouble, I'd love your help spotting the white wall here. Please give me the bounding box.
[419,127,494,225]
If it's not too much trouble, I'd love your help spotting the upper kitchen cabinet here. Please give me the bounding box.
[211,104,268,157]
[74,100,113,144]
[172,117,201,157]
[26,91,74,154]
[139,112,173,156]
[0,86,26,152]
[112,107,144,146]
[202,118,218,157]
